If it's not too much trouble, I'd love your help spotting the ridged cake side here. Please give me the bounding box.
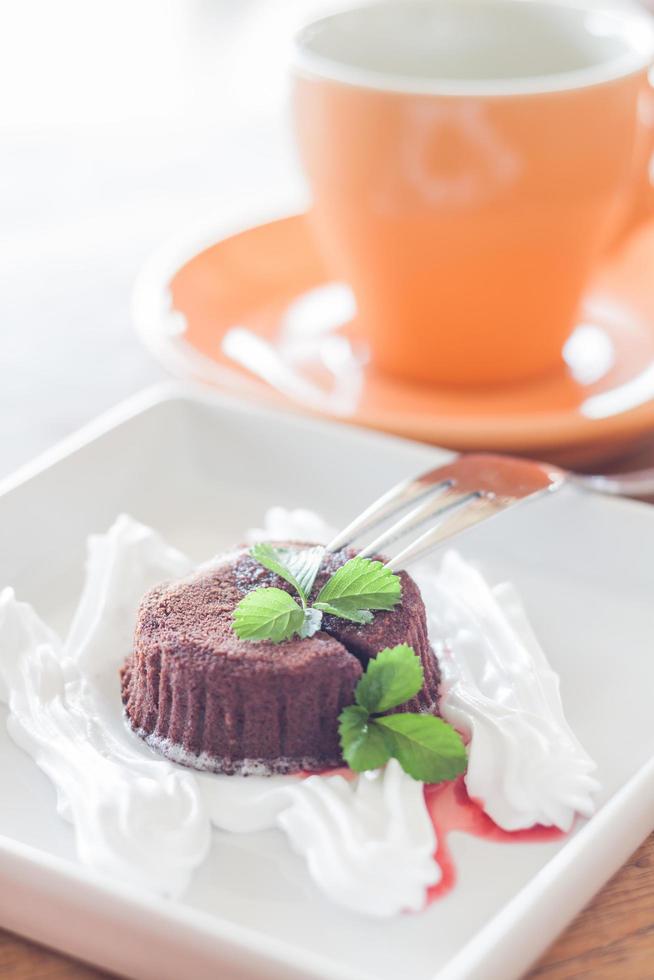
[121,630,361,774]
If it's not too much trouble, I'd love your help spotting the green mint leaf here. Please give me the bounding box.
[338,705,392,772]
[299,606,323,638]
[355,644,424,714]
[249,543,325,603]
[374,714,467,783]
[313,601,373,625]
[283,545,326,599]
[315,556,402,612]
[338,644,467,782]
[233,587,305,642]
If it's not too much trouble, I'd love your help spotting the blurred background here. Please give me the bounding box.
[2,0,654,478]
[0,0,340,477]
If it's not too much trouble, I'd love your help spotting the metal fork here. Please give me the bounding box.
[325,453,654,570]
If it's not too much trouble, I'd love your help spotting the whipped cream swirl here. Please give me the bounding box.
[418,551,599,832]
[0,518,208,898]
[199,759,438,915]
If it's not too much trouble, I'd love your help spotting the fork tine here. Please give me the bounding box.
[385,494,504,570]
[325,472,453,552]
[357,488,477,558]
[328,454,564,564]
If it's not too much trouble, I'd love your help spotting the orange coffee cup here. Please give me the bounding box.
[292,0,654,386]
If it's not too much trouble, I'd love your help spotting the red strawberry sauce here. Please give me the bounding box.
[424,776,564,903]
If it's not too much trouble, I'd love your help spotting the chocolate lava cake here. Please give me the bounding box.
[121,545,440,775]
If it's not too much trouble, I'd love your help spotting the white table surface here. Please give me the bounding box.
[0,0,344,479]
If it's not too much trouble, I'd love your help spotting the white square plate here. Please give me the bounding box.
[1,384,653,980]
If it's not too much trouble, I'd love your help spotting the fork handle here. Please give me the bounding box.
[573,469,654,498]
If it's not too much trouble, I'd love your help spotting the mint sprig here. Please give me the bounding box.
[339,644,467,783]
[232,588,306,642]
[315,556,401,617]
[354,643,424,713]
[338,705,392,771]
[232,548,402,643]
[250,543,325,604]
[374,713,467,783]
[312,602,373,625]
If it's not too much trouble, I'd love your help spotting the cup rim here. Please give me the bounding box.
[292,0,654,98]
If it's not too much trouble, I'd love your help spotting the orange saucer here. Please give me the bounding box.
[133,209,654,466]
